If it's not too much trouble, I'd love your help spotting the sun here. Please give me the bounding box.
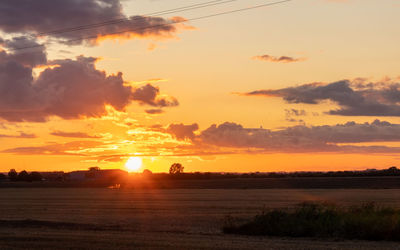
[125,157,143,172]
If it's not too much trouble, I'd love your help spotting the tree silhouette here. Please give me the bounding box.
[169,163,184,174]
[8,169,18,181]
[29,172,43,182]
[17,170,30,181]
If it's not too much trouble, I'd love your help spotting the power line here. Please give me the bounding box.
[11,0,237,42]
[36,0,237,37]
[12,0,292,51]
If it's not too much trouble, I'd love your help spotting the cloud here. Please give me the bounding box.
[126,78,167,86]
[285,109,307,117]
[132,84,179,107]
[0,37,47,67]
[0,55,128,121]
[0,1,184,123]
[198,120,400,153]
[252,54,305,63]
[2,141,102,155]
[167,123,199,140]
[145,109,164,114]
[243,80,400,117]
[285,109,307,116]
[7,120,400,157]
[0,0,189,45]
[0,132,36,139]
[285,109,306,123]
[50,131,102,139]
[0,51,178,122]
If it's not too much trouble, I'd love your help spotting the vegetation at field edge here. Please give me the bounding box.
[223,202,400,241]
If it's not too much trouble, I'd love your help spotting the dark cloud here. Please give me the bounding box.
[0,55,128,121]
[286,118,304,123]
[253,54,304,63]
[50,131,101,139]
[285,109,306,123]
[167,123,199,140]
[285,109,307,116]
[0,1,184,123]
[0,132,36,139]
[0,37,47,67]
[197,120,400,153]
[145,109,164,114]
[0,53,178,122]
[244,80,400,117]
[132,84,179,108]
[0,0,185,45]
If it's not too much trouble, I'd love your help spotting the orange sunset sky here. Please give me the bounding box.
[0,0,399,173]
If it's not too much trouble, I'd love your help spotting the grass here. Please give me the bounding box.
[0,219,121,231]
[223,202,400,241]
[2,189,400,249]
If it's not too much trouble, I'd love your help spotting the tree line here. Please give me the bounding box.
[2,169,43,182]
[1,165,400,182]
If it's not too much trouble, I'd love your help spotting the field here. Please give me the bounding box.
[1,188,400,249]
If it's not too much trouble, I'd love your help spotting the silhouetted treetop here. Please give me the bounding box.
[8,169,18,182]
[17,170,30,182]
[169,163,184,174]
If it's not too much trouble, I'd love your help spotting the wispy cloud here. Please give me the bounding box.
[125,78,168,87]
[2,141,102,155]
[6,120,400,159]
[0,132,36,139]
[50,131,102,139]
[145,109,164,115]
[252,54,305,63]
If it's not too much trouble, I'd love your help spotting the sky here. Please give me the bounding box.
[0,0,399,173]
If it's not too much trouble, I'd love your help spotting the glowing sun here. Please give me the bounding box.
[125,157,143,172]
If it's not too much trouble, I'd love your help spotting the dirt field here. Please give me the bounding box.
[0,188,400,249]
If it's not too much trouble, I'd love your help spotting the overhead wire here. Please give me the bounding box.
[36,0,237,37]
[10,0,292,51]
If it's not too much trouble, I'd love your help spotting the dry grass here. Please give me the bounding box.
[1,188,400,249]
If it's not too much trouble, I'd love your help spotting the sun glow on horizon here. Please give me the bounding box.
[125,157,143,172]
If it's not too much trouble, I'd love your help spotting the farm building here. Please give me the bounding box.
[67,168,128,182]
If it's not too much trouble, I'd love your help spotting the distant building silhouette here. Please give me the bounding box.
[66,168,128,181]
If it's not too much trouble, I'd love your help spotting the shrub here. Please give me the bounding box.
[223,202,400,241]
